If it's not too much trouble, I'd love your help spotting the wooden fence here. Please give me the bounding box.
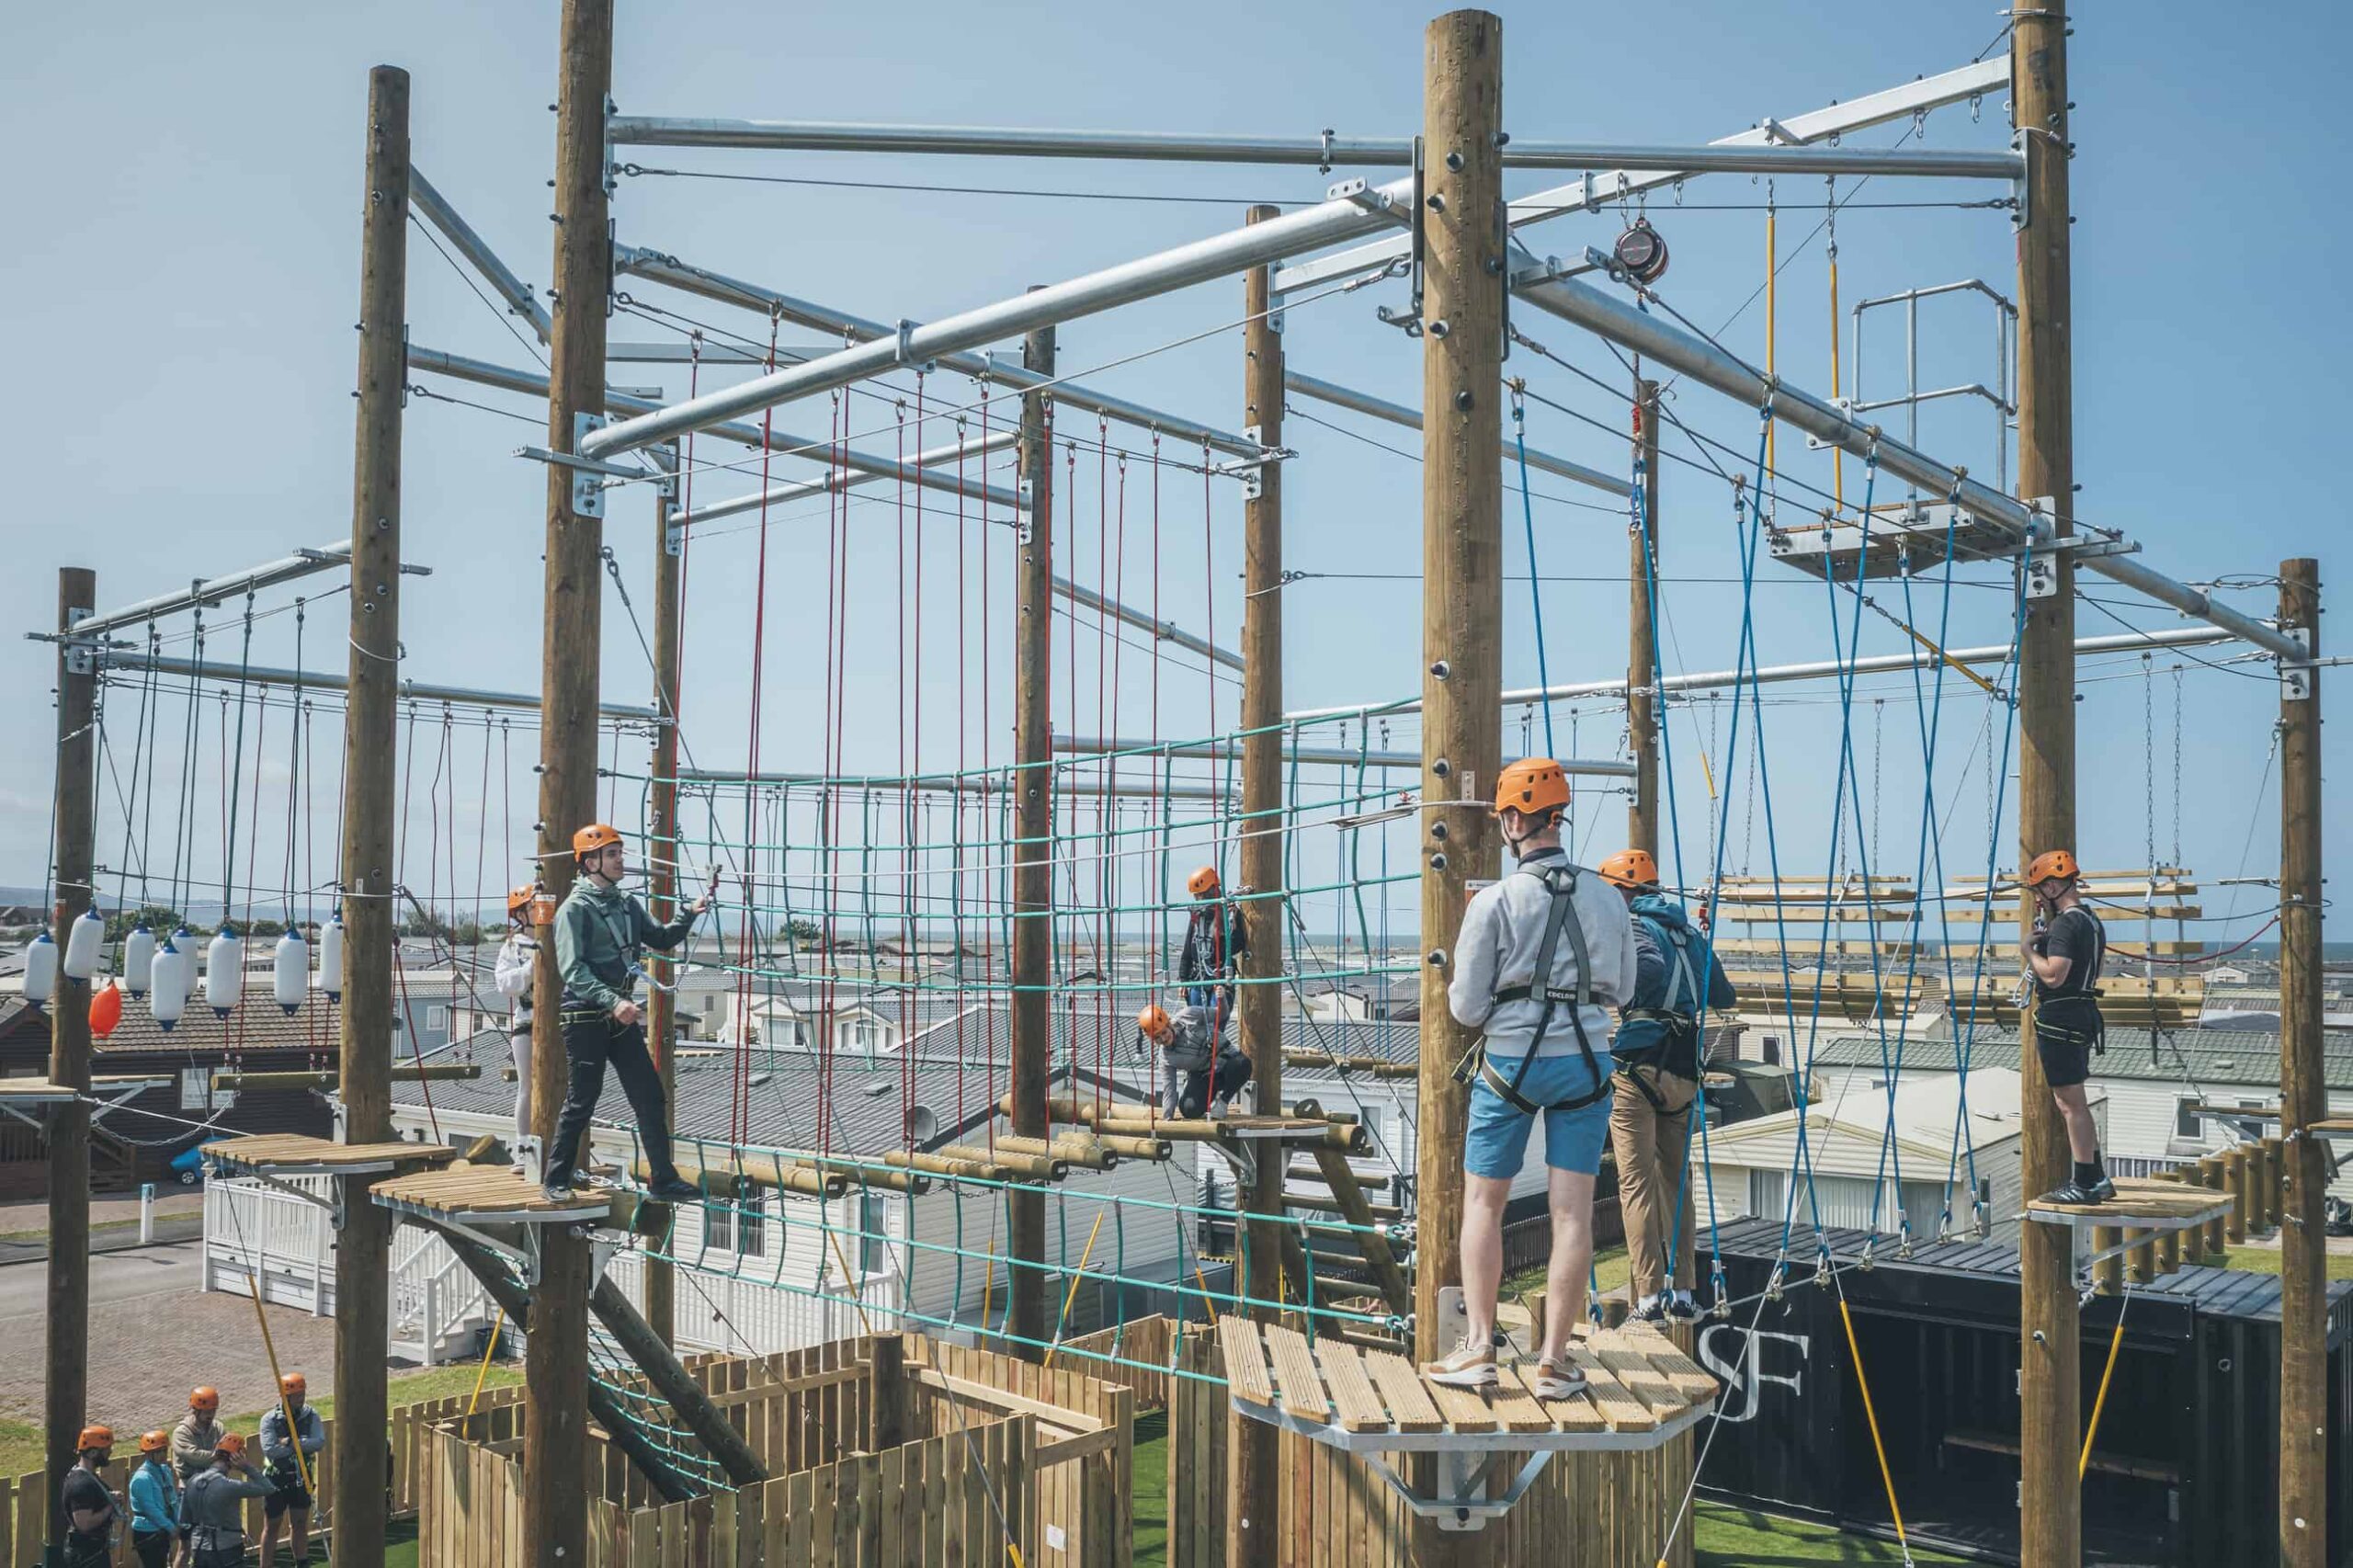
[1165,1325,1696,1568]
[1052,1313,1175,1410]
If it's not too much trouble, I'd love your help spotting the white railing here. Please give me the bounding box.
[388,1236,498,1365]
[603,1250,900,1357]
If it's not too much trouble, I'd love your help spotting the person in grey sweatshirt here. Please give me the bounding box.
[1137,1000,1252,1119]
[179,1436,274,1568]
[1424,758,1636,1403]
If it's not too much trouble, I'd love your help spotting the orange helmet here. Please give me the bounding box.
[573,823,625,858]
[139,1430,170,1457]
[77,1426,114,1453]
[1598,849,1660,891]
[506,883,537,920]
[1495,757,1570,819]
[2024,849,2080,888]
[1136,1004,1172,1040]
[279,1372,307,1399]
[215,1434,245,1460]
[1187,865,1221,898]
[189,1387,220,1414]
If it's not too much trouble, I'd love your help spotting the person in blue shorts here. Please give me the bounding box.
[1423,758,1636,1401]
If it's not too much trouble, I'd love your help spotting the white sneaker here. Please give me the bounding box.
[1420,1337,1498,1389]
[1527,1356,1586,1401]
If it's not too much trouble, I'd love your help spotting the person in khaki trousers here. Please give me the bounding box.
[1598,850,1735,1322]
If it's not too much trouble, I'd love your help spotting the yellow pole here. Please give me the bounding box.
[1042,1210,1108,1365]
[244,1267,316,1496]
[1837,1294,1910,1552]
[464,1308,509,1418]
[2080,1304,2129,1480]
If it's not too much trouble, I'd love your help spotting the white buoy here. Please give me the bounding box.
[204,926,244,1017]
[62,909,106,981]
[151,935,193,1030]
[22,933,57,1006]
[121,924,156,998]
[272,928,308,1014]
[318,915,345,1002]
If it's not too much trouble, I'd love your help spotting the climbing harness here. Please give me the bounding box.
[1450,860,1612,1117]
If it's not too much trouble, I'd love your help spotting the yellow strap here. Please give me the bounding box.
[2080,1301,2129,1480]
[1042,1210,1108,1366]
[1837,1294,1911,1555]
[465,1307,509,1418]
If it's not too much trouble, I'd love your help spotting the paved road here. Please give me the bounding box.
[0,1212,204,1267]
[0,1241,337,1430]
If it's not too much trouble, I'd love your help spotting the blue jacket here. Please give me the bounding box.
[129,1460,178,1535]
[1616,894,1736,1062]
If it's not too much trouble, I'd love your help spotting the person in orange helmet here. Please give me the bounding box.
[1424,759,1637,1403]
[1137,999,1251,1119]
[61,1425,120,1567]
[180,1435,275,1568]
[1598,848,1736,1323]
[127,1430,180,1568]
[1176,862,1248,1034]
[258,1372,324,1568]
[2021,849,2112,1203]
[170,1387,224,1484]
[493,882,542,1174]
[545,824,718,1204]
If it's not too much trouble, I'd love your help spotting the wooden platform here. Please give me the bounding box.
[2025,1176,2234,1233]
[0,1074,169,1102]
[371,1165,611,1225]
[2307,1118,2353,1142]
[202,1133,454,1176]
[1217,1316,1713,1454]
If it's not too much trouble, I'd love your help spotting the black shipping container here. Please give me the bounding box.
[1691,1219,2353,1567]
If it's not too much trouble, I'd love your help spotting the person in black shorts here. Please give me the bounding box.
[2021,848,2111,1203]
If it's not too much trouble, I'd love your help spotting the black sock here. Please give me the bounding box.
[2089,1151,2107,1181]
[2073,1161,2097,1187]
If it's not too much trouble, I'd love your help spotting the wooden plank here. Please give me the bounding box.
[1476,1364,1561,1434]
[1561,1345,1658,1432]
[1215,1319,1275,1406]
[1586,1332,1694,1417]
[1358,1351,1445,1434]
[1261,1325,1332,1425]
[1500,1362,1607,1431]
[1313,1339,1393,1433]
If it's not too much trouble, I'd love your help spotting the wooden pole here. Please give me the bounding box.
[2275,557,2324,1567]
[1008,304,1056,1361]
[1416,14,1504,1566]
[41,566,96,1553]
[643,474,683,1346]
[2011,6,2079,1563]
[1227,208,1288,1568]
[527,0,610,1559]
[332,64,410,1568]
[1627,378,1663,859]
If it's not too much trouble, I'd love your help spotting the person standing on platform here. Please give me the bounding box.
[1598,848,1735,1323]
[2022,848,2113,1203]
[1424,759,1637,1402]
[256,1373,324,1568]
[494,882,540,1174]
[127,1431,181,1568]
[545,824,717,1203]
[1176,864,1248,1036]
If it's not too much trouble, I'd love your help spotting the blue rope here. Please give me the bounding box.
[1511,388,1558,754]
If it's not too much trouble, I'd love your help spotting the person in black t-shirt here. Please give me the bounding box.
[2020,848,2112,1203]
[61,1425,120,1568]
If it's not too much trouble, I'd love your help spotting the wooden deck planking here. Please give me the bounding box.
[1217,1317,1276,1406]
[1560,1346,1658,1432]
[1359,1352,1446,1434]
[1416,1372,1501,1434]
[1263,1325,1333,1426]
[371,1165,610,1221]
[203,1133,452,1170]
[1583,1333,1692,1418]
[1314,1339,1394,1434]
[1501,1362,1608,1431]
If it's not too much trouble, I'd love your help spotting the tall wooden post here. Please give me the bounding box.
[332,65,409,1568]
[1007,308,1056,1362]
[2011,6,2079,1564]
[2276,558,2324,1567]
[527,0,611,1559]
[1627,378,1663,859]
[1226,207,1289,1566]
[1416,14,1504,1567]
[643,477,682,1346]
[42,566,96,1552]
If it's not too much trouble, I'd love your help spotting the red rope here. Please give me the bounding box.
[2110,915,2279,966]
[729,315,782,1150]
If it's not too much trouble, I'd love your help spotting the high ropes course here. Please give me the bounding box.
[21,7,2336,1568]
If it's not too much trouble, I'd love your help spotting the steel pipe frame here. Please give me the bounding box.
[607,115,2020,180]
[582,179,1416,461]
[679,426,1018,528]
[406,344,1025,513]
[612,244,1264,459]
[1051,733,1636,778]
[103,651,663,722]
[1275,58,2010,296]
[1054,575,1242,671]
[676,767,1229,803]
[1506,264,2305,663]
[1285,369,1630,497]
[1287,626,2242,723]
[75,542,429,641]
[410,169,551,341]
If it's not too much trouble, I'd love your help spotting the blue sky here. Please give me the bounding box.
[3,2,2343,947]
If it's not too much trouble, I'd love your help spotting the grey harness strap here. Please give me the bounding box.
[1461,863,1611,1117]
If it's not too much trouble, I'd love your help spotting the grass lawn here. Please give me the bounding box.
[1694,1502,1968,1564]
[1131,1409,1169,1567]
[1503,1241,1632,1304]
[2194,1245,2353,1280]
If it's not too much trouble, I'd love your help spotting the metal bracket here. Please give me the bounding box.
[892,318,937,374]
[1327,178,1406,226]
[1759,117,1798,145]
[210,1159,349,1230]
[2280,624,2315,701]
[1361,1449,1558,1530]
[585,1225,626,1288]
[2011,129,2032,231]
[2019,502,2059,599]
[572,412,607,517]
[62,605,95,676]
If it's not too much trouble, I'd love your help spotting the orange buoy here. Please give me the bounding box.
[90,982,124,1040]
